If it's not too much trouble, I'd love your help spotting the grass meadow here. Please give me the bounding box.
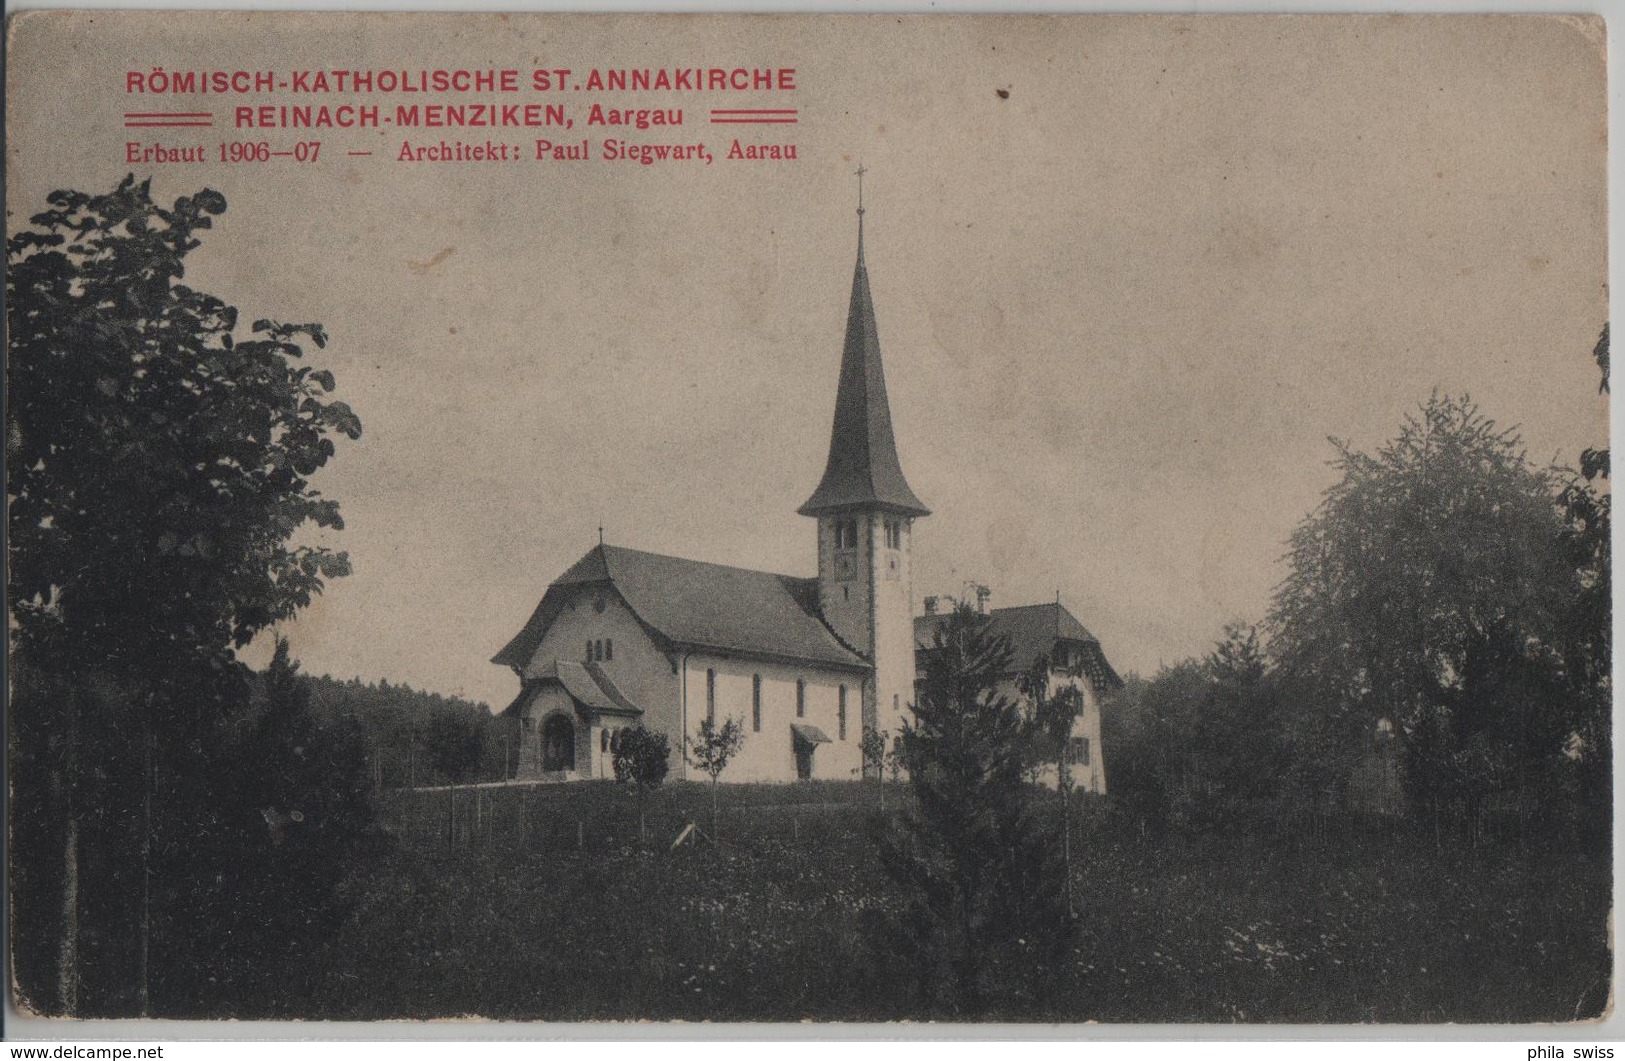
[282,779,1609,1023]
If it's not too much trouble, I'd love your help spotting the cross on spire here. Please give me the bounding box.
[855,162,868,258]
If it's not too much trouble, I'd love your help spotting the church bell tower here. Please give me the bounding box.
[800,173,929,754]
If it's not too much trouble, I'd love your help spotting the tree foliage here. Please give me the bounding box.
[869,602,1070,1016]
[1103,626,1291,835]
[1268,394,1583,824]
[9,176,361,680]
[179,639,381,1014]
[613,724,672,842]
[7,177,363,1015]
[1554,324,1611,837]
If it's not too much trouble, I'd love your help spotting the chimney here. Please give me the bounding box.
[923,595,938,615]
[975,584,991,614]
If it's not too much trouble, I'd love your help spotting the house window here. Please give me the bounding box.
[1069,736,1090,766]
[601,729,610,754]
[796,679,805,718]
[752,673,762,732]
[893,693,899,716]
[706,668,716,725]
[838,685,847,741]
[605,639,613,661]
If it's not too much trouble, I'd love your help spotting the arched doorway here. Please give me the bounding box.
[541,713,576,773]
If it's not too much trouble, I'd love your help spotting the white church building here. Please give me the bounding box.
[492,204,1121,787]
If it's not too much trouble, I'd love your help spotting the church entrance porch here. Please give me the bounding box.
[541,713,576,773]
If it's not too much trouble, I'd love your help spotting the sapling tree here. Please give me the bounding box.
[685,715,745,839]
[612,725,671,844]
[1020,655,1086,918]
[861,726,890,809]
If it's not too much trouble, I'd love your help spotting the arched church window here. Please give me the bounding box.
[796,679,806,718]
[706,668,716,724]
[601,729,609,753]
[838,686,848,741]
[752,674,762,732]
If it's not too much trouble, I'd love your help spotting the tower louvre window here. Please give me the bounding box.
[884,518,901,549]
[752,673,762,732]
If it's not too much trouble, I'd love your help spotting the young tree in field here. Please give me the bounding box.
[871,602,1070,1016]
[7,177,362,1015]
[1268,394,1576,828]
[860,725,890,809]
[613,725,672,844]
[685,715,745,839]
[1019,655,1086,917]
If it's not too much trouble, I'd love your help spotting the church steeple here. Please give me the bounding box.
[799,177,930,518]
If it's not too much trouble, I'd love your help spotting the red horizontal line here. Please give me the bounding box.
[271,152,294,157]
[711,108,798,115]
[124,121,213,127]
[123,112,212,118]
[710,118,799,124]
[347,151,373,156]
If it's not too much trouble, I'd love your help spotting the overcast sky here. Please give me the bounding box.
[7,13,1607,707]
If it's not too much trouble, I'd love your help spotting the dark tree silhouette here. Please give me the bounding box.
[1555,324,1611,844]
[7,176,361,1015]
[870,602,1070,1017]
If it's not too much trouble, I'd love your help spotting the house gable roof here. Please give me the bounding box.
[914,602,1124,694]
[494,544,870,673]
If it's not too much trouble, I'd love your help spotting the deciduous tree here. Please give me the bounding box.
[685,715,744,839]
[1269,394,1576,827]
[613,724,672,843]
[7,176,361,1014]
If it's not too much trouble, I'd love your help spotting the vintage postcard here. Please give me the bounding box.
[4,11,1610,1026]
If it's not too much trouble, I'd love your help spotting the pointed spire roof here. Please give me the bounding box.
[799,198,930,518]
